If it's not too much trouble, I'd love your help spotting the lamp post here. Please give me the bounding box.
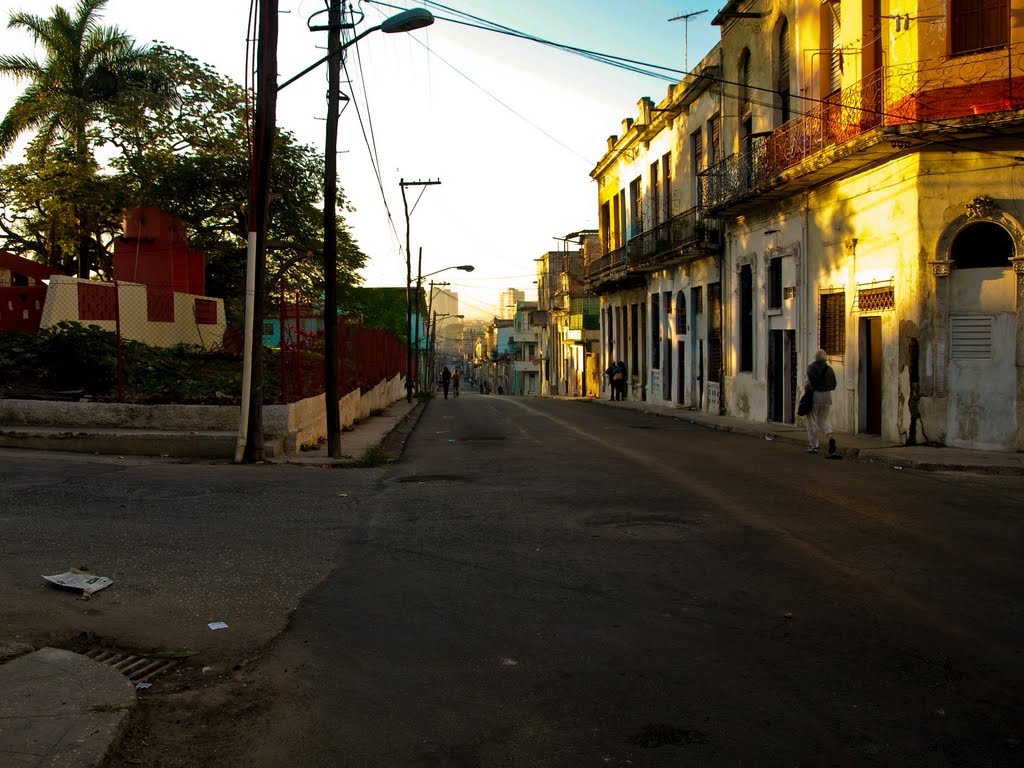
[236,2,434,462]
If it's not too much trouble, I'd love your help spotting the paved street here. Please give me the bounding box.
[3,393,1023,767]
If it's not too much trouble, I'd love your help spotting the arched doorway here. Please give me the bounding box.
[942,217,1018,449]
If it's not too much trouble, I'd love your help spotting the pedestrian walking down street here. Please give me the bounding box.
[616,361,627,401]
[441,366,452,400]
[451,369,460,397]
[804,349,838,455]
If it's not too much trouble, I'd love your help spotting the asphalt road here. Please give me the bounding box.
[236,393,1022,767]
[3,393,1022,767]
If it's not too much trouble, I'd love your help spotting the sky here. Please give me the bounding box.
[0,0,721,320]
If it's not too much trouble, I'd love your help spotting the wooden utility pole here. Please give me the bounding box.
[241,0,279,462]
[323,0,344,457]
[400,178,441,402]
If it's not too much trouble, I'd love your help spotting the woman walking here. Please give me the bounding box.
[804,349,837,455]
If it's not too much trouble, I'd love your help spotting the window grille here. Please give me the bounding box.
[693,286,704,314]
[854,278,895,312]
[818,287,845,358]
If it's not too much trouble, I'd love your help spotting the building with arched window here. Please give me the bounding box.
[692,0,1024,451]
[591,0,1024,451]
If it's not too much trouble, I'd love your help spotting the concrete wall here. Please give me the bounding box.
[40,275,226,350]
[0,374,407,457]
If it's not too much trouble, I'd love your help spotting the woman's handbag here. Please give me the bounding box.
[797,389,813,417]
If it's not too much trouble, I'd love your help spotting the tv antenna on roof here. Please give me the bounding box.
[668,9,708,72]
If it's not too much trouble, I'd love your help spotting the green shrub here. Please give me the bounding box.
[37,322,118,395]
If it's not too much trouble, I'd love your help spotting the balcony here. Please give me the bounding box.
[699,48,1024,213]
[627,208,721,272]
[586,208,721,292]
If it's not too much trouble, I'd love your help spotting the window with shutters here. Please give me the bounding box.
[818,288,846,357]
[650,161,660,227]
[661,153,672,220]
[629,177,642,237]
[951,0,1008,55]
[708,115,721,166]
[821,0,842,97]
[676,290,687,335]
[777,17,791,124]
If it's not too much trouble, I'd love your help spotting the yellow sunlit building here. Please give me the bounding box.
[591,0,1024,451]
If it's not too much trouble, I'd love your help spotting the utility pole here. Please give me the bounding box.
[238,0,279,463]
[400,178,440,402]
[322,0,347,457]
[668,9,707,72]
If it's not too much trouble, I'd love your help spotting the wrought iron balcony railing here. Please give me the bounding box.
[586,209,721,289]
[627,207,721,271]
[699,47,1024,211]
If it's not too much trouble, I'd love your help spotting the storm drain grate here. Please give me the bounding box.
[82,647,183,684]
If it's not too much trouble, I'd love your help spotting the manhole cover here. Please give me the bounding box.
[81,647,185,683]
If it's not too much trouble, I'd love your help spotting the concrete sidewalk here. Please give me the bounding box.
[579,394,1024,475]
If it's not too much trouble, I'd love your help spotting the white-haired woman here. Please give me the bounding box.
[804,349,837,455]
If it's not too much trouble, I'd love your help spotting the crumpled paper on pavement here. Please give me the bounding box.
[43,568,113,599]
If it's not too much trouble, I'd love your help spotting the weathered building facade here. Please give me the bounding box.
[591,1,1024,451]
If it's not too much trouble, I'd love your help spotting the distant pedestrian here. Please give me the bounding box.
[451,369,460,398]
[441,366,452,400]
[480,381,484,394]
[804,349,837,455]
[605,361,620,400]
[615,361,627,400]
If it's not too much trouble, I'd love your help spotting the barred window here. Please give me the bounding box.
[819,289,845,357]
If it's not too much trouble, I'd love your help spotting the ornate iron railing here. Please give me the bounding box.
[626,208,721,271]
[699,47,1024,210]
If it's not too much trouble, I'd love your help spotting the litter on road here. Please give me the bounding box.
[42,568,113,598]
[207,621,229,630]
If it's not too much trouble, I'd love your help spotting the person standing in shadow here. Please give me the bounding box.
[441,366,452,400]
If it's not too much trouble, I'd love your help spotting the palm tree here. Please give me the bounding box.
[0,0,165,274]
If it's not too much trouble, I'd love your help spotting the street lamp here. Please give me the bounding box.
[236,2,434,462]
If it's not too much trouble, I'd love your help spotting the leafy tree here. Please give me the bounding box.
[0,0,170,276]
[0,38,367,322]
[106,45,367,320]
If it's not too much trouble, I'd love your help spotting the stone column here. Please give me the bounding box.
[928,259,954,397]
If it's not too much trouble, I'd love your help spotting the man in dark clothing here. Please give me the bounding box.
[441,366,452,399]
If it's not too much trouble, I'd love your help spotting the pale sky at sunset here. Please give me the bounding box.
[0,0,721,319]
